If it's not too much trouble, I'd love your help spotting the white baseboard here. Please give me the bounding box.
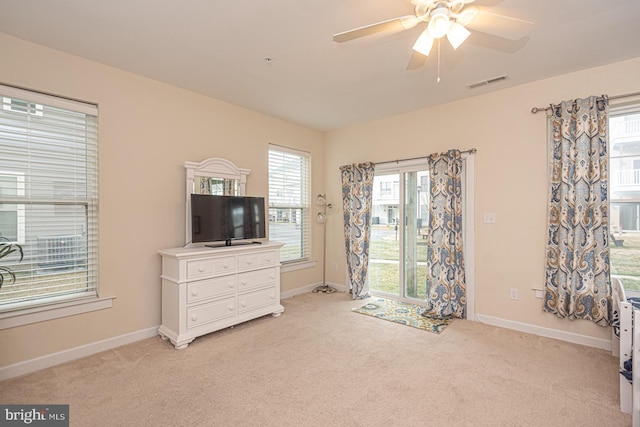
[280,282,346,299]
[3,300,607,381]
[475,314,612,351]
[1,284,348,381]
[0,326,159,381]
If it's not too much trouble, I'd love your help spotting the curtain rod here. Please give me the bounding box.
[375,148,477,166]
[530,91,640,114]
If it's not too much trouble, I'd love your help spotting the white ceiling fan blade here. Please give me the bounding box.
[465,9,534,41]
[333,15,419,43]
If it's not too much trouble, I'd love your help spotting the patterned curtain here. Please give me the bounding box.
[544,96,611,326]
[340,162,375,299]
[422,149,466,319]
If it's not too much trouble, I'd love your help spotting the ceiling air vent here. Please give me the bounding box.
[467,75,508,90]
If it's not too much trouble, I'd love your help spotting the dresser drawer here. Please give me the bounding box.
[187,276,236,304]
[238,287,278,313]
[187,297,236,328]
[159,242,284,349]
[187,256,236,279]
[238,267,277,292]
[237,250,278,271]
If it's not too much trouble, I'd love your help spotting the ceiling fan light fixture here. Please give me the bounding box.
[447,21,471,49]
[412,29,434,56]
[427,8,450,39]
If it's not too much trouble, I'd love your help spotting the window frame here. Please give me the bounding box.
[0,84,111,330]
[267,144,312,268]
[609,101,640,296]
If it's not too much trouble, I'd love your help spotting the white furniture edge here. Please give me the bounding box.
[633,308,640,423]
[613,277,634,416]
[159,241,284,349]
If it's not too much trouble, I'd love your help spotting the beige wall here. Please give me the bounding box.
[2,29,639,369]
[324,56,640,342]
[0,33,325,367]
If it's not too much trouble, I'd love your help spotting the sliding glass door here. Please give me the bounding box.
[369,173,401,296]
[369,165,429,302]
[403,170,429,300]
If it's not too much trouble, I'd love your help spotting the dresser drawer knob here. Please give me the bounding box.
[191,289,198,296]
[270,293,275,299]
[191,314,198,321]
[198,267,205,273]
[241,280,247,286]
[266,257,272,262]
[228,282,234,288]
[241,301,246,307]
[246,259,253,265]
[222,263,229,269]
[270,274,275,279]
[228,304,234,311]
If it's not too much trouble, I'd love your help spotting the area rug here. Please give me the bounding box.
[352,297,452,334]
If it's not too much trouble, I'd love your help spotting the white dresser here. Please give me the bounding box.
[158,241,284,349]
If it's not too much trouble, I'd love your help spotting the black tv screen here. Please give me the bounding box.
[191,194,266,245]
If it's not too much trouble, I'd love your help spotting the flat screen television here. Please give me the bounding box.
[191,194,266,246]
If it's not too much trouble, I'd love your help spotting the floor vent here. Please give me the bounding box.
[467,75,508,89]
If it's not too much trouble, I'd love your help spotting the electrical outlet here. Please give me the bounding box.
[510,288,518,300]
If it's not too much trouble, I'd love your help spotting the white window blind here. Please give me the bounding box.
[268,145,310,263]
[0,85,98,311]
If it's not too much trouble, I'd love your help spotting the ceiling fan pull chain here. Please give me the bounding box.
[437,38,441,83]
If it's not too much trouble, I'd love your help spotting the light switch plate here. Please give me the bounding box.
[483,213,496,224]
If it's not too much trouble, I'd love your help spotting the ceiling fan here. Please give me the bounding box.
[333,0,533,70]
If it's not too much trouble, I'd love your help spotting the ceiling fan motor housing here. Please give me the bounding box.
[415,0,470,24]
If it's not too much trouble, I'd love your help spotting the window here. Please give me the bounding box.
[0,85,99,312]
[0,171,25,243]
[610,104,640,292]
[268,145,310,263]
[380,181,392,198]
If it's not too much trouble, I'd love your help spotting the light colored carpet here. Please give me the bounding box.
[0,292,631,426]
[352,297,452,333]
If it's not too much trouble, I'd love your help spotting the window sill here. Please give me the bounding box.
[280,259,317,273]
[0,296,115,331]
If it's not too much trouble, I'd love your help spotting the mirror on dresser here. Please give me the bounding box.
[184,157,251,245]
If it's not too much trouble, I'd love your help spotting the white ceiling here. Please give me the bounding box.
[1,0,640,131]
